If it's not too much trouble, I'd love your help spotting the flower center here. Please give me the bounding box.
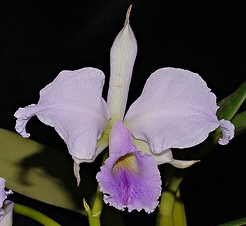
[112,152,139,175]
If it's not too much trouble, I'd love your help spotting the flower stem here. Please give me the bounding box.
[83,150,109,226]
[14,203,61,226]
[173,189,187,226]
[83,198,101,226]
[156,173,185,226]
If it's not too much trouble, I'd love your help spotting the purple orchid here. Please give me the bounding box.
[0,177,14,225]
[14,6,234,213]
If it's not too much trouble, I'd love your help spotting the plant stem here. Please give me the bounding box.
[83,198,101,226]
[173,189,187,226]
[156,171,186,226]
[83,150,109,226]
[14,203,61,226]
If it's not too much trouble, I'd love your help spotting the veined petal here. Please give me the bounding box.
[96,122,161,213]
[124,68,221,154]
[107,5,137,123]
[14,68,111,161]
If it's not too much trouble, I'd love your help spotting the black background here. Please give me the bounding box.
[0,1,245,225]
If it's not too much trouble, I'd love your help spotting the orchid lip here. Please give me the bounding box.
[96,122,161,213]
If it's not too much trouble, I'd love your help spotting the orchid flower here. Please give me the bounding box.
[0,177,14,226]
[14,6,234,213]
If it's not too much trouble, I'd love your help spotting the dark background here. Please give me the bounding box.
[0,0,245,225]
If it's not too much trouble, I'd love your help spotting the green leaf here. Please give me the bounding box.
[0,128,97,214]
[231,111,246,135]
[217,81,246,120]
[218,217,246,226]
